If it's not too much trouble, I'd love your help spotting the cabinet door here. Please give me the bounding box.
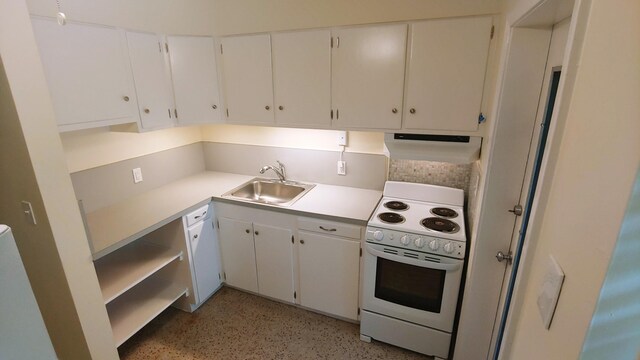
[218,217,258,292]
[331,24,407,130]
[31,18,137,131]
[272,30,331,128]
[253,223,294,303]
[126,32,175,130]
[220,34,274,125]
[187,218,222,303]
[298,231,360,320]
[167,36,223,125]
[404,17,493,131]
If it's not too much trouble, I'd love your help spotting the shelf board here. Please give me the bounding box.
[107,276,187,347]
[94,241,183,304]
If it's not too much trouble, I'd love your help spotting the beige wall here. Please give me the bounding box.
[505,0,640,358]
[0,0,118,358]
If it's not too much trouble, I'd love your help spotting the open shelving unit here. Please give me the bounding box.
[94,241,183,304]
[106,274,187,347]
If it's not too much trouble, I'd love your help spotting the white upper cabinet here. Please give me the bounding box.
[272,30,332,128]
[220,34,274,125]
[31,18,138,132]
[403,17,493,132]
[331,24,407,130]
[126,31,176,131]
[167,36,223,125]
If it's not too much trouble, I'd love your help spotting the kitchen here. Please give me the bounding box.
[0,0,639,360]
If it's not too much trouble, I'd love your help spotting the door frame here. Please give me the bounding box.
[452,0,592,359]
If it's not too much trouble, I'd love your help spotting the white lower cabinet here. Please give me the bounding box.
[184,204,222,309]
[297,219,362,321]
[215,202,363,320]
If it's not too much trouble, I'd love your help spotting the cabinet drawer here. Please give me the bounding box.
[185,204,211,227]
[297,218,361,240]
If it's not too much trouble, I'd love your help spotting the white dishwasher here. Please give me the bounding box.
[183,203,223,310]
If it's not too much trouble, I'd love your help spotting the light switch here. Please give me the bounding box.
[132,168,143,183]
[21,201,37,225]
[537,255,565,329]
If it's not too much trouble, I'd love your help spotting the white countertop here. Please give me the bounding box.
[86,171,382,259]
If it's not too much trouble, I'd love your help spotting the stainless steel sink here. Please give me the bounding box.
[222,178,315,207]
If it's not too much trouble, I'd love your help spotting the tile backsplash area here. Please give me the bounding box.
[388,159,472,201]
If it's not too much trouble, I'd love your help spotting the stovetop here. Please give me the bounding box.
[366,182,467,259]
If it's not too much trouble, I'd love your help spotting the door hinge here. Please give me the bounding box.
[174,108,178,118]
[490,25,495,39]
[478,112,486,124]
[291,235,294,244]
[165,42,169,53]
[294,291,297,299]
[220,44,223,54]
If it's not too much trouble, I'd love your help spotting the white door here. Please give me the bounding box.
[31,18,137,130]
[272,29,332,128]
[331,24,407,130]
[297,231,360,320]
[126,31,175,130]
[187,218,222,303]
[167,36,222,125]
[220,34,274,125]
[253,223,294,303]
[404,17,493,132]
[218,217,258,292]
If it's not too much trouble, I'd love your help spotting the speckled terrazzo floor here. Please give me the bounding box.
[119,286,431,360]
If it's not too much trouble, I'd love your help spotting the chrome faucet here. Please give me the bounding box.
[259,160,286,182]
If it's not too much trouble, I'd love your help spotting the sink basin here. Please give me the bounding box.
[222,178,315,206]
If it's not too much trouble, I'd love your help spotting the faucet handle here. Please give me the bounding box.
[276,160,286,180]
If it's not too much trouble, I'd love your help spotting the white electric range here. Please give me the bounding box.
[360,181,467,360]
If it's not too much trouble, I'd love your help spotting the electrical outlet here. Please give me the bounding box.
[337,161,346,175]
[132,168,143,183]
[337,131,348,146]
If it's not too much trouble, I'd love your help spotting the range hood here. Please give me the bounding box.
[383,133,481,163]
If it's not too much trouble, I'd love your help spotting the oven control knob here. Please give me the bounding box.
[414,237,426,248]
[443,242,455,254]
[373,230,384,241]
[428,239,440,251]
[400,235,411,246]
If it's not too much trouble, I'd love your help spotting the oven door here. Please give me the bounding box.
[362,242,463,333]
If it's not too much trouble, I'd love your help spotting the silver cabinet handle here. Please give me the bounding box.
[300,239,305,244]
[254,231,259,236]
[245,229,250,234]
[279,105,284,110]
[319,226,337,232]
[123,96,130,102]
[144,108,150,114]
[194,234,198,239]
[409,108,416,114]
[265,105,270,110]
[212,104,217,109]
[392,108,398,114]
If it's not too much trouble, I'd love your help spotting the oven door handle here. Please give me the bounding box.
[366,245,462,271]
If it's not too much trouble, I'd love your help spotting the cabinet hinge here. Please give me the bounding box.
[478,112,486,124]
[291,235,294,244]
[294,291,297,299]
[358,307,361,315]
[174,108,178,118]
[490,25,495,39]
[165,42,169,53]
[220,44,223,54]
